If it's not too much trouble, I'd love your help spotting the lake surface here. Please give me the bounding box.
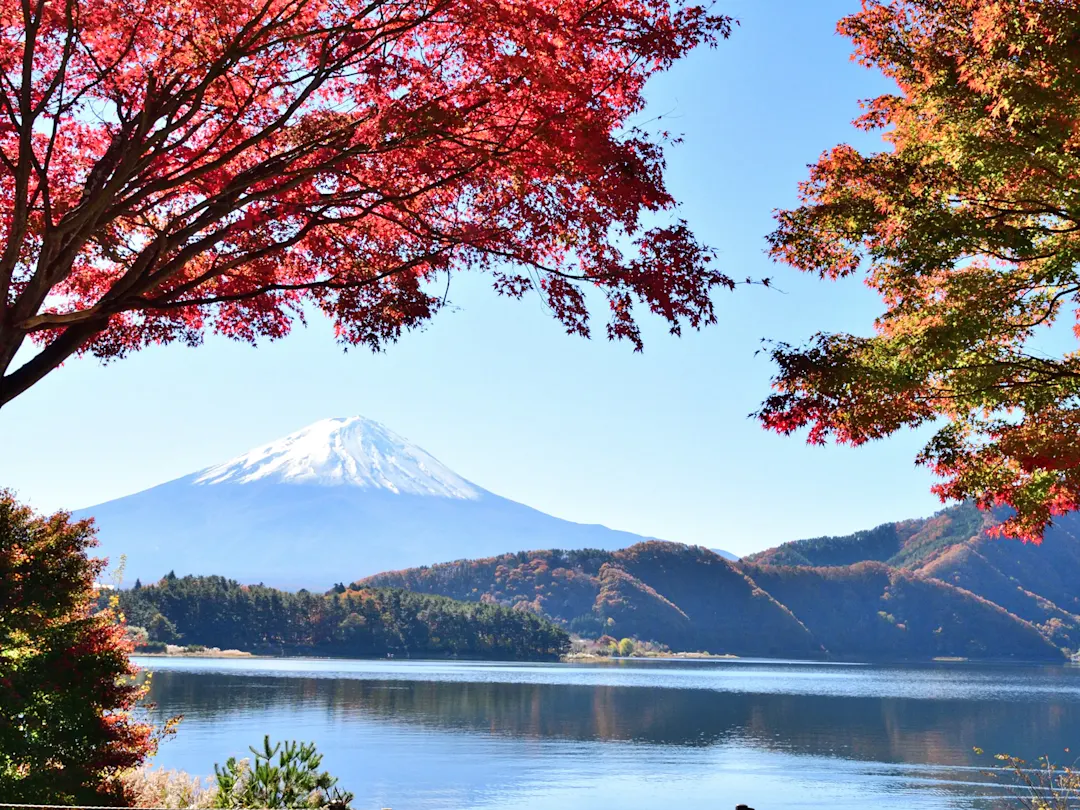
[135,656,1080,810]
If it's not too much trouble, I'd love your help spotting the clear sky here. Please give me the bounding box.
[0,0,947,558]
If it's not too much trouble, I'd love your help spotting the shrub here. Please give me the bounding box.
[122,767,216,809]
[126,625,151,648]
[977,749,1080,809]
[213,737,353,809]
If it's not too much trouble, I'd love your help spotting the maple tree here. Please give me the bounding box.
[0,490,157,804]
[0,0,733,409]
[758,0,1080,540]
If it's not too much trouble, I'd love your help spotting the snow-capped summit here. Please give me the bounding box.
[77,416,727,589]
[194,416,478,499]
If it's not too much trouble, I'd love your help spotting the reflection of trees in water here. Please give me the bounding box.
[147,671,1080,767]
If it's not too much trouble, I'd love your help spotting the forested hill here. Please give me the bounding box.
[743,503,993,569]
[746,503,1080,651]
[359,541,1063,661]
[364,544,820,658]
[115,574,569,660]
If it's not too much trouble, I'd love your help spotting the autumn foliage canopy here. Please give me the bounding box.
[0,0,733,408]
[758,0,1080,540]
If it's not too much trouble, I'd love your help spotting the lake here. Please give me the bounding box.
[134,656,1080,810]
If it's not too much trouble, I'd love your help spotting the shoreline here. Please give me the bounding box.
[136,646,257,659]
[130,650,1069,665]
[563,651,739,662]
[133,649,738,663]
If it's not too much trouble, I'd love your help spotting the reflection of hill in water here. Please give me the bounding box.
[146,671,1080,768]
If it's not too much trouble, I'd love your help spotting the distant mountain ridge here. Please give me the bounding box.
[743,504,991,570]
[360,539,1064,661]
[77,415,1074,660]
[745,502,1080,650]
[78,416,734,589]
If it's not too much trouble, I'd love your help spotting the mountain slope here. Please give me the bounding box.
[742,561,1059,660]
[362,543,823,657]
[746,502,1080,652]
[77,417,698,589]
[361,541,1061,660]
[916,544,1080,649]
[744,505,991,569]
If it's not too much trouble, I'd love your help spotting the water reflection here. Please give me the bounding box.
[140,659,1080,810]
[145,667,1080,766]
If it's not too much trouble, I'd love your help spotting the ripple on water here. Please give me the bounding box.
[137,657,1080,810]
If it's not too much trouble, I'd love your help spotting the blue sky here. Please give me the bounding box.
[0,0,946,557]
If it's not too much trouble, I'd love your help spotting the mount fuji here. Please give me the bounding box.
[77,416,705,589]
